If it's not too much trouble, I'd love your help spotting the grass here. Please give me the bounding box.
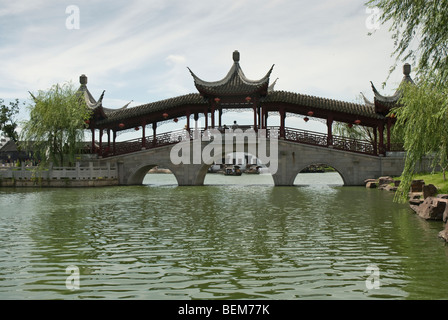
[396,171,448,194]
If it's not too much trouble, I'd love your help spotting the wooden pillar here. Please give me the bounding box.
[153,122,157,147]
[327,115,333,146]
[142,122,146,149]
[264,110,268,129]
[91,128,95,154]
[387,118,392,151]
[194,113,199,139]
[186,110,191,132]
[211,107,215,129]
[219,108,222,128]
[204,108,208,130]
[378,122,384,155]
[99,129,103,156]
[113,130,116,155]
[107,129,111,148]
[279,108,285,138]
[373,126,378,156]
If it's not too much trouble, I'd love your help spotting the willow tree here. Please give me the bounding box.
[367,0,448,202]
[20,82,91,167]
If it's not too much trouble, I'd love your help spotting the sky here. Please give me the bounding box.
[0,0,409,138]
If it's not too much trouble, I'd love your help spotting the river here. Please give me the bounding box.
[0,172,447,300]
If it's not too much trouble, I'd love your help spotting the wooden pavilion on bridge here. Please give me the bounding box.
[81,50,411,158]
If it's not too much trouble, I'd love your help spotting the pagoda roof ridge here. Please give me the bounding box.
[370,63,414,104]
[77,74,132,119]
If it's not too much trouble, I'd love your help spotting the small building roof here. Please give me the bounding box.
[370,63,414,115]
[77,74,132,121]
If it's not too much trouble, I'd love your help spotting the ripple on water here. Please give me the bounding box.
[1,174,448,299]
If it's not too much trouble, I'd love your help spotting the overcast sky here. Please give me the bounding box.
[0,0,409,135]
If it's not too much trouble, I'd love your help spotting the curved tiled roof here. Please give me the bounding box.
[78,74,131,118]
[96,93,208,125]
[188,50,273,97]
[371,63,414,107]
[263,90,383,119]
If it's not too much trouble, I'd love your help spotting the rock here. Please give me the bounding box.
[423,184,438,199]
[409,197,424,206]
[409,192,423,200]
[366,181,377,188]
[438,199,448,223]
[394,180,401,187]
[383,184,397,192]
[438,223,448,242]
[378,176,394,186]
[437,194,448,199]
[413,197,446,220]
[364,178,377,184]
[411,180,425,192]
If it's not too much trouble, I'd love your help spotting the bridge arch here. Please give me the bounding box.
[127,163,162,185]
[295,163,346,185]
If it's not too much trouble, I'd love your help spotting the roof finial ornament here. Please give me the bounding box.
[403,63,411,76]
[80,74,88,85]
[233,50,240,62]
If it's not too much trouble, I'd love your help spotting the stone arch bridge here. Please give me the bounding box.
[78,50,421,186]
[96,127,408,186]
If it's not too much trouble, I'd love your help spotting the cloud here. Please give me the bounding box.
[0,0,404,115]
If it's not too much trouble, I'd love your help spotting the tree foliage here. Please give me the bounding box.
[391,80,448,201]
[367,0,448,85]
[0,98,22,142]
[367,0,448,202]
[20,82,91,167]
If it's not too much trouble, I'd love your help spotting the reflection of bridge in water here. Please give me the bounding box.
[79,51,419,186]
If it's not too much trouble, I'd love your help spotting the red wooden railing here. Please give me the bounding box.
[97,126,395,158]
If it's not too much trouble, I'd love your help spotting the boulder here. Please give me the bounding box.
[438,199,448,223]
[423,184,438,199]
[438,223,448,242]
[383,184,397,192]
[411,180,425,192]
[378,176,394,186]
[412,197,446,220]
[409,196,424,206]
[437,194,448,199]
[366,181,377,189]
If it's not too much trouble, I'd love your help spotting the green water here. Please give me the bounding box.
[0,172,447,300]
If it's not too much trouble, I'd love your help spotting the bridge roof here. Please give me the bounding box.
[78,74,132,121]
[262,90,382,119]
[95,89,383,127]
[96,93,208,126]
[188,51,273,98]
[368,63,414,115]
[87,51,406,129]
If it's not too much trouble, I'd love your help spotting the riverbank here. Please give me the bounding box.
[365,171,448,242]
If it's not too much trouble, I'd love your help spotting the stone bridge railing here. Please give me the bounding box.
[0,162,118,181]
